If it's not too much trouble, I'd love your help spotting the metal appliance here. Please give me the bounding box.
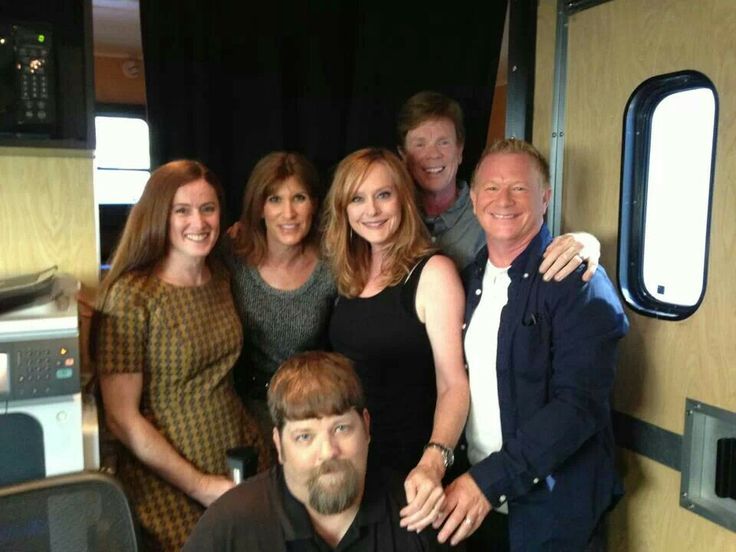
[0,274,84,486]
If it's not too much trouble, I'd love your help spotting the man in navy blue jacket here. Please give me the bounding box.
[433,139,628,551]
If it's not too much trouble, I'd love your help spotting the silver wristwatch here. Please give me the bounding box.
[424,442,454,468]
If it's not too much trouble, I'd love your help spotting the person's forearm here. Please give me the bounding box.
[414,384,469,479]
[402,382,469,531]
[429,383,469,449]
[108,413,210,500]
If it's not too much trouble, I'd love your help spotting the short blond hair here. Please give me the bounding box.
[472,138,551,189]
[268,351,365,431]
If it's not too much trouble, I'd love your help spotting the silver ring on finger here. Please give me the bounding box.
[464,517,473,526]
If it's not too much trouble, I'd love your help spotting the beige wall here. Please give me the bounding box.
[0,148,97,287]
[534,0,736,549]
[533,0,557,153]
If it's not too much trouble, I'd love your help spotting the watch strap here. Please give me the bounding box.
[424,441,454,468]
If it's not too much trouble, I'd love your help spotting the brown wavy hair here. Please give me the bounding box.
[235,152,321,266]
[97,159,225,308]
[322,148,433,297]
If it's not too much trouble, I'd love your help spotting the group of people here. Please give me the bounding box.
[92,91,628,551]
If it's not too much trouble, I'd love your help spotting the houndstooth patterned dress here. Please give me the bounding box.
[96,271,266,551]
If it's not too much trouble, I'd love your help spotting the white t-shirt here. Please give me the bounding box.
[464,260,511,512]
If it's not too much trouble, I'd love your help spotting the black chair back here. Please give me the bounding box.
[0,471,138,552]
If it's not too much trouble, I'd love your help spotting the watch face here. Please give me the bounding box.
[425,442,454,467]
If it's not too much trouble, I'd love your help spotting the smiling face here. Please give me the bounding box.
[273,409,370,515]
[346,162,402,251]
[401,117,464,198]
[261,176,316,249]
[470,152,551,263]
[167,178,220,264]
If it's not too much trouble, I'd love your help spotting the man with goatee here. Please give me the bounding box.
[184,351,451,551]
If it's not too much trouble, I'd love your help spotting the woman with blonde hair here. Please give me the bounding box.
[94,160,266,551]
[227,152,336,448]
[323,147,469,532]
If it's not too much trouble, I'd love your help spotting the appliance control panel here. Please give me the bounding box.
[0,337,79,400]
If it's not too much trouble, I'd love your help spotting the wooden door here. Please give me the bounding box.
[534,1,736,550]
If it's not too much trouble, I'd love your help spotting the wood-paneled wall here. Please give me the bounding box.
[563,0,736,431]
[0,148,98,287]
[534,0,736,549]
[532,0,556,154]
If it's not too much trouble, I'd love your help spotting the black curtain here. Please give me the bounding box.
[141,0,508,222]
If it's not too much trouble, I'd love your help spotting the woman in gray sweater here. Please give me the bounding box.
[227,152,336,456]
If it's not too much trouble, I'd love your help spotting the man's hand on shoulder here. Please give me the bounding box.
[433,473,491,546]
[540,231,600,282]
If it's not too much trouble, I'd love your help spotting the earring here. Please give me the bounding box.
[349,228,354,240]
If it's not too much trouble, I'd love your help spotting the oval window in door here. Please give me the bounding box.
[618,70,718,320]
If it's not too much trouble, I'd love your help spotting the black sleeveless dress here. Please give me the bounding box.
[328,257,437,475]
